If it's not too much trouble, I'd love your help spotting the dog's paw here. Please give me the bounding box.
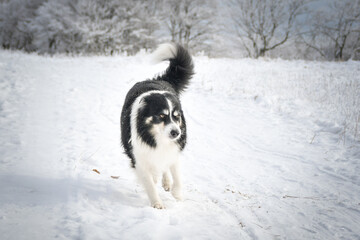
[171,188,184,201]
[152,202,165,209]
[162,174,171,192]
[162,182,171,192]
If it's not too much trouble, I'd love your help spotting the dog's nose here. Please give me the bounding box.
[170,129,180,139]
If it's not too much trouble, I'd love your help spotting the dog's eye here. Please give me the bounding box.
[173,111,180,118]
[159,114,165,119]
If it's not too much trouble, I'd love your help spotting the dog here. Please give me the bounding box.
[120,43,194,209]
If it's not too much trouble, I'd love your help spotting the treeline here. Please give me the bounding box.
[0,0,359,60]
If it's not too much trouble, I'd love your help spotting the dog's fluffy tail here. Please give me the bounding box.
[152,43,194,95]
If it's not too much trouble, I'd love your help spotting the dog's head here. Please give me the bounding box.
[136,93,184,147]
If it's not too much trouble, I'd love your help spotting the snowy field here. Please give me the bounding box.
[0,50,359,239]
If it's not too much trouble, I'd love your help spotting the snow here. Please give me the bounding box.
[0,50,359,240]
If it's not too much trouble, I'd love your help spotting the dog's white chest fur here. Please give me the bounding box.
[132,137,180,175]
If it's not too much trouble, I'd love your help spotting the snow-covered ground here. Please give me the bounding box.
[0,50,359,240]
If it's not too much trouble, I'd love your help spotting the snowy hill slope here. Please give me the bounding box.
[0,51,359,239]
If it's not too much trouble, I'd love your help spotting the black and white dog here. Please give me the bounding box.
[120,43,194,209]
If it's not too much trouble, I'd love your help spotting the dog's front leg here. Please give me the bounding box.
[162,171,171,191]
[170,160,183,201]
[136,166,164,209]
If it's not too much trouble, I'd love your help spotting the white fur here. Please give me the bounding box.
[130,90,183,209]
[150,43,177,64]
[145,116,153,124]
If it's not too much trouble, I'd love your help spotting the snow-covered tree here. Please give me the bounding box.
[0,0,46,51]
[159,0,217,53]
[74,0,128,54]
[28,0,82,54]
[28,0,160,55]
[129,0,161,52]
[229,0,309,58]
[75,0,160,54]
[300,0,360,61]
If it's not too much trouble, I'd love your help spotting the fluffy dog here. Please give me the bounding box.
[120,43,194,209]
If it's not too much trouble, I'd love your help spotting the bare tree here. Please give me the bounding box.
[160,0,216,52]
[229,0,308,58]
[301,0,360,61]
